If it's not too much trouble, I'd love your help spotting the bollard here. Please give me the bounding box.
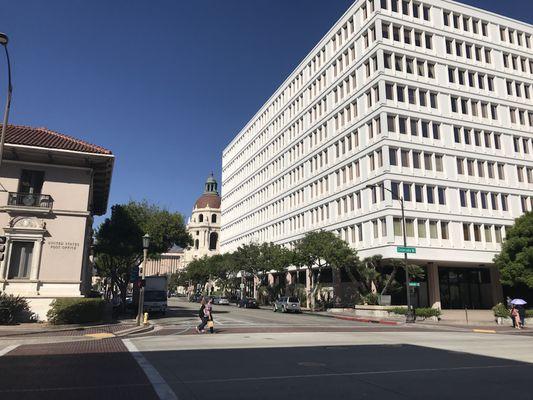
[143,312,149,325]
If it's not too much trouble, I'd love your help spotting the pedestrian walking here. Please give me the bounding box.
[510,305,521,329]
[205,297,215,334]
[196,297,208,333]
[517,305,526,328]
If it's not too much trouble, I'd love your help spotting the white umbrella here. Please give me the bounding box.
[510,299,527,305]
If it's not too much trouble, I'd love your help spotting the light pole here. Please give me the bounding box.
[0,32,13,170]
[366,183,415,323]
[136,233,150,325]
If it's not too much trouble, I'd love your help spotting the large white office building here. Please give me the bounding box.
[220,0,533,309]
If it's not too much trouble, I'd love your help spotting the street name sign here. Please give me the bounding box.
[397,246,416,254]
[409,282,421,287]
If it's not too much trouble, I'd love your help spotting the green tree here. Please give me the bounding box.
[494,211,533,288]
[232,242,294,300]
[94,201,191,302]
[255,243,294,302]
[294,231,358,310]
[232,243,261,297]
[343,255,424,304]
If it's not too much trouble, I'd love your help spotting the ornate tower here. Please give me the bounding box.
[183,173,221,264]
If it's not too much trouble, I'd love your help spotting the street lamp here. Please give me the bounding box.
[0,32,13,170]
[366,183,415,323]
[136,233,150,325]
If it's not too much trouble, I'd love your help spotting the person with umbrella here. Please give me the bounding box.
[510,299,527,328]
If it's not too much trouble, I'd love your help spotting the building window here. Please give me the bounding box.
[418,219,426,238]
[198,214,204,223]
[8,242,34,279]
[463,223,471,241]
[429,221,438,239]
[211,214,217,223]
[19,170,44,194]
[441,222,449,239]
[209,232,218,250]
[393,218,402,236]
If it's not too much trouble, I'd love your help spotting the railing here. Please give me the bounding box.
[7,192,53,208]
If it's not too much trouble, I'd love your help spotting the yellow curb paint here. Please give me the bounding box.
[84,332,116,339]
[472,329,496,334]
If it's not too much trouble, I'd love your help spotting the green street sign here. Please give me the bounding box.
[397,246,416,254]
[409,282,421,287]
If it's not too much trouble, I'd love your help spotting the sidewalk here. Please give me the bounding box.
[0,318,152,338]
[306,309,531,334]
[0,337,159,400]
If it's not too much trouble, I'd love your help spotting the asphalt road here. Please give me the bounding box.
[137,343,533,400]
[148,298,405,335]
[2,299,532,400]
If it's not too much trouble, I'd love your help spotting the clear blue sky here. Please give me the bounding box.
[1,0,531,226]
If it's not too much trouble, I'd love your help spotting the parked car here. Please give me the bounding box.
[273,296,301,313]
[238,297,259,309]
[213,296,230,305]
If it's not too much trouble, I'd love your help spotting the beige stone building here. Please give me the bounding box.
[144,245,184,276]
[183,174,221,265]
[0,125,113,320]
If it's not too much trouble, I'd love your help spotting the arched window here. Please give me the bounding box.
[209,232,218,250]
[211,214,217,223]
[198,214,204,223]
[194,239,199,250]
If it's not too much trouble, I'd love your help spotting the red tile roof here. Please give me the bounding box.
[3,124,112,155]
[194,193,221,209]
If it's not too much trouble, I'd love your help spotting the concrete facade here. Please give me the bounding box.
[0,126,113,320]
[221,0,533,309]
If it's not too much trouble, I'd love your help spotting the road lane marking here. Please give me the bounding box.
[123,339,178,400]
[472,329,496,334]
[182,364,525,384]
[0,344,19,356]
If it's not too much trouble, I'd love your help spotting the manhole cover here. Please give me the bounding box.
[298,362,326,367]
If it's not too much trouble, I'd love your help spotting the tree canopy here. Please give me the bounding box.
[494,211,533,288]
[94,201,191,300]
[293,230,358,309]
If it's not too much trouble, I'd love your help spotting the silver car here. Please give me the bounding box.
[214,296,230,305]
[273,296,301,313]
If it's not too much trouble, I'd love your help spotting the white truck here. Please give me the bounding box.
[139,275,168,314]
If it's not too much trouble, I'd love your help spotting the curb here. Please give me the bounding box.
[0,321,136,338]
[304,311,401,326]
[331,315,401,325]
[114,323,154,337]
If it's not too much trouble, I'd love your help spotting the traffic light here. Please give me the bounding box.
[0,236,6,262]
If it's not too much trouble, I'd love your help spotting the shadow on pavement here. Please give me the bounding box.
[3,340,532,400]
[143,343,533,400]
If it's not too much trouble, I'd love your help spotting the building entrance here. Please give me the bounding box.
[438,267,493,309]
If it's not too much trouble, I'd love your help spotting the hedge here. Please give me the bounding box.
[388,307,441,319]
[47,298,106,325]
[0,291,30,324]
[492,303,510,318]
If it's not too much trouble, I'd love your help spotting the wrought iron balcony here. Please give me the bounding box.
[7,192,53,209]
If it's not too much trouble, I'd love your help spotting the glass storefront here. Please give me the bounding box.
[439,267,493,309]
